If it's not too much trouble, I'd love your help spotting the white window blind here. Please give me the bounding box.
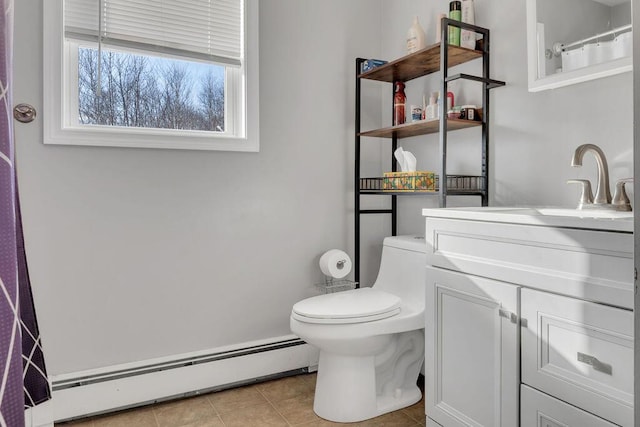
[64,0,243,66]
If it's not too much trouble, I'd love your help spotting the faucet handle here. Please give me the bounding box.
[612,178,633,211]
[567,179,594,209]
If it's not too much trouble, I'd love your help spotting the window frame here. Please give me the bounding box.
[43,0,259,152]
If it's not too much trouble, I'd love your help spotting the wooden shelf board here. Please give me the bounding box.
[358,44,483,83]
[359,118,481,139]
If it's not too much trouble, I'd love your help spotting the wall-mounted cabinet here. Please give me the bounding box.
[527,0,632,91]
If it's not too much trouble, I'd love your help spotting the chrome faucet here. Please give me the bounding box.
[570,144,611,205]
[568,144,632,211]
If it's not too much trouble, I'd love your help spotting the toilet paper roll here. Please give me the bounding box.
[319,249,352,279]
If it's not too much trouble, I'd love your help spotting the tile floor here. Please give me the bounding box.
[57,373,426,427]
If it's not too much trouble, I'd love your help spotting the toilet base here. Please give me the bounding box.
[312,335,423,423]
[314,353,377,422]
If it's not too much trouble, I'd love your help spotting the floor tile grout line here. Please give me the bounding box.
[203,394,227,427]
[203,394,226,427]
[204,384,278,426]
[401,407,422,424]
[205,393,220,417]
[254,386,294,426]
[150,408,161,427]
[151,394,222,427]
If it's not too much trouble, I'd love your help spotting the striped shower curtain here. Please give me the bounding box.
[1,1,51,426]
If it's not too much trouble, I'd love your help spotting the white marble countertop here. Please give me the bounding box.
[422,206,634,233]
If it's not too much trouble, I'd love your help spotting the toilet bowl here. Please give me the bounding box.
[290,235,426,423]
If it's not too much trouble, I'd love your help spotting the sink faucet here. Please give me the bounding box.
[570,144,611,205]
[569,144,632,211]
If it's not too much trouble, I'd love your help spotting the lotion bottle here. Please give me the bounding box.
[426,92,438,120]
[460,0,476,49]
[407,16,426,54]
[435,13,447,44]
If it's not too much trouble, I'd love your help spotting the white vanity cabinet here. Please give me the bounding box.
[423,208,634,427]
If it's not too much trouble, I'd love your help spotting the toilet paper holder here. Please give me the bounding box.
[315,277,358,294]
[316,249,357,293]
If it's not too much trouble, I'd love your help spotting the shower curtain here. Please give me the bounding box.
[1,1,51,426]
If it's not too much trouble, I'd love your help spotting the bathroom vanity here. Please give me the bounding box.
[422,207,634,426]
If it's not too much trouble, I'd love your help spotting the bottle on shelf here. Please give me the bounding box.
[407,16,427,54]
[393,81,407,125]
[435,13,447,44]
[425,92,438,120]
[460,0,476,49]
[448,1,461,46]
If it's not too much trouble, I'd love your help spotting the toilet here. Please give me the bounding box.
[290,235,426,423]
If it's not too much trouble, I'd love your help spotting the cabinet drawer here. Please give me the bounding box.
[521,288,633,426]
[521,385,616,427]
[425,217,633,309]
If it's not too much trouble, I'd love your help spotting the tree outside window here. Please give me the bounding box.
[77,48,225,132]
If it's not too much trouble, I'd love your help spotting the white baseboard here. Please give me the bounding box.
[48,335,316,422]
[25,399,54,427]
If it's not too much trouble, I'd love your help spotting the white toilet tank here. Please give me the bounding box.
[371,235,426,309]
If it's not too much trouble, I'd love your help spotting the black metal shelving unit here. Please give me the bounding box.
[354,19,505,284]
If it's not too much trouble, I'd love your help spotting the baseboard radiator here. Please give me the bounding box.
[50,335,315,423]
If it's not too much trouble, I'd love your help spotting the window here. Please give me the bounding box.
[44,0,259,151]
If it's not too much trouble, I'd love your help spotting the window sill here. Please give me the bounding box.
[44,125,259,152]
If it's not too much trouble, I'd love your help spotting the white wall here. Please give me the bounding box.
[14,0,382,375]
[366,0,633,242]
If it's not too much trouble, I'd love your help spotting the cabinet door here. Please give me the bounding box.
[521,288,633,426]
[521,385,617,427]
[425,267,520,427]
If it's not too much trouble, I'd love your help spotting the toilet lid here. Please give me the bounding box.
[292,288,401,324]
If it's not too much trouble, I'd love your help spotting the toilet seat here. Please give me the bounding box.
[291,288,401,324]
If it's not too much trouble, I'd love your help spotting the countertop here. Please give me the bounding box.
[422,206,634,233]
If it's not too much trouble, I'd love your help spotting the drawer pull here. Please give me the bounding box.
[498,308,517,324]
[499,309,527,326]
[577,352,612,375]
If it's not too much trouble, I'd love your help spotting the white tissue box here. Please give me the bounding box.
[383,171,436,192]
